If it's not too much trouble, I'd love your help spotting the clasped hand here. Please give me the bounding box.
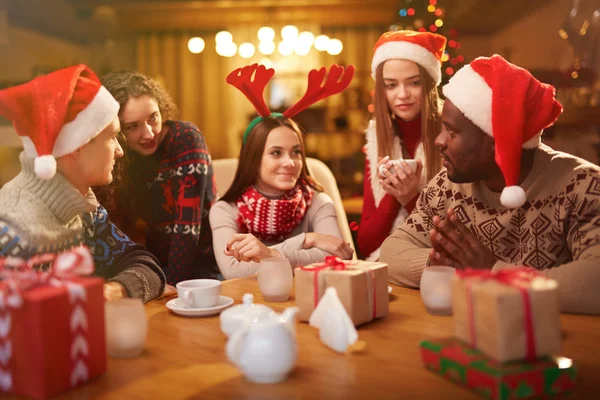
[429,208,496,270]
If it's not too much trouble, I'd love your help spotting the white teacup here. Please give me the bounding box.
[379,158,418,177]
[176,279,222,309]
[420,266,455,316]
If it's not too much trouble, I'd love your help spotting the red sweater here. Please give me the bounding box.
[358,117,421,257]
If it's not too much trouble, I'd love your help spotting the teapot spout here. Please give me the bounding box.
[281,306,300,325]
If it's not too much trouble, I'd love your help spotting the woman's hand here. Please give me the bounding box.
[225,233,281,263]
[104,282,128,301]
[378,159,423,206]
[304,232,354,260]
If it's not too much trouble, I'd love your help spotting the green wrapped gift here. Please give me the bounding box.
[420,338,577,399]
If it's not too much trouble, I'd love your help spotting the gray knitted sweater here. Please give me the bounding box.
[0,153,166,302]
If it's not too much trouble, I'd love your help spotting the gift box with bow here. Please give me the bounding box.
[0,246,106,399]
[452,267,561,363]
[420,337,577,399]
[295,256,388,325]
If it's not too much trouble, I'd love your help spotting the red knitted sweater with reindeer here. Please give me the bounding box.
[126,120,218,284]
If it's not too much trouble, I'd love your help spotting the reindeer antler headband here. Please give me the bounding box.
[226,63,355,144]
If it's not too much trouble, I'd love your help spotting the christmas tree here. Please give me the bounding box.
[391,0,465,83]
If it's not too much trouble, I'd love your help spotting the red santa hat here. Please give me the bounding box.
[371,30,447,85]
[0,64,119,180]
[442,54,563,208]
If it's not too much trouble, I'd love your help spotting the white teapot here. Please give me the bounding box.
[226,298,300,384]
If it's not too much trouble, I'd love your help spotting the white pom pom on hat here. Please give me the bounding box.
[34,155,57,180]
[442,54,563,208]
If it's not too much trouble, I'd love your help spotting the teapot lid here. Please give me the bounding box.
[220,293,274,325]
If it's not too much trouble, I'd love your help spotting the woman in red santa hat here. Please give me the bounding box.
[97,71,218,285]
[210,64,355,279]
[358,30,447,260]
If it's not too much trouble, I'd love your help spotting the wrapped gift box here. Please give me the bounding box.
[452,268,561,363]
[295,256,388,325]
[0,248,107,399]
[420,338,577,399]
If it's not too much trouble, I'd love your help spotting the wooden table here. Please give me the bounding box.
[55,277,599,399]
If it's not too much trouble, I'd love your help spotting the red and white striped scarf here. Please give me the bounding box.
[236,180,314,242]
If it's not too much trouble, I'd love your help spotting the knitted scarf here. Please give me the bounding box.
[236,180,315,242]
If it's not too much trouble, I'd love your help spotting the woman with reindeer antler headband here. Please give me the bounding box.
[96,71,219,285]
[209,63,355,279]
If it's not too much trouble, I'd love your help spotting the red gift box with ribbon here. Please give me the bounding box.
[295,256,388,325]
[451,267,561,363]
[0,246,106,399]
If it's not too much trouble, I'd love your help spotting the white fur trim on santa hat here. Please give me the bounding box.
[34,155,57,180]
[500,185,527,208]
[442,65,493,136]
[52,85,119,158]
[371,41,442,84]
[20,136,38,158]
[522,131,542,149]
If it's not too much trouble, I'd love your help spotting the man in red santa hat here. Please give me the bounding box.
[0,64,165,302]
[380,55,600,315]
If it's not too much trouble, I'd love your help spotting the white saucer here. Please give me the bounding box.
[166,296,234,317]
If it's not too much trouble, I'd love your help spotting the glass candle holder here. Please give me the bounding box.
[420,266,456,316]
[257,257,293,302]
[105,298,148,358]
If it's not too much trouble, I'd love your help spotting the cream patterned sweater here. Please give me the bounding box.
[380,145,600,314]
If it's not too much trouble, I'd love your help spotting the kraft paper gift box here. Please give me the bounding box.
[295,256,388,325]
[420,337,577,400]
[451,267,561,363]
[0,247,107,399]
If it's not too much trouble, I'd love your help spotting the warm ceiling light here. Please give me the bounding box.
[294,42,311,56]
[187,37,205,54]
[314,35,330,51]
[217,41,237,57]
[298,31,315,47]
[281,25,299,41]
[215,31,233,44]
[239,42,255,58]
[326,39,343,55]
[259,41,275,55]
[278,40,294,56]
[257,27,275,42]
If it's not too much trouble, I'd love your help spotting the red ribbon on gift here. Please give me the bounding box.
[0,246,94,296]
[456,267,541,360]
[300,256,347,307]
[300,256,378,319]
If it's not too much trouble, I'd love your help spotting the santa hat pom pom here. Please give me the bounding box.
[500,185,526,208]
[34,155,57,180]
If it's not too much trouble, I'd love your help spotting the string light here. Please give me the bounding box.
[429,25,437,32]
[558,29,569,39]
[399,9,408,17]
[434,8,443,17]
[446,67,454,75]
[407,8,415,16]
[435,19,443,27]
[429,0,437,5]
[427,5,436,12]
[441,53,450,62]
